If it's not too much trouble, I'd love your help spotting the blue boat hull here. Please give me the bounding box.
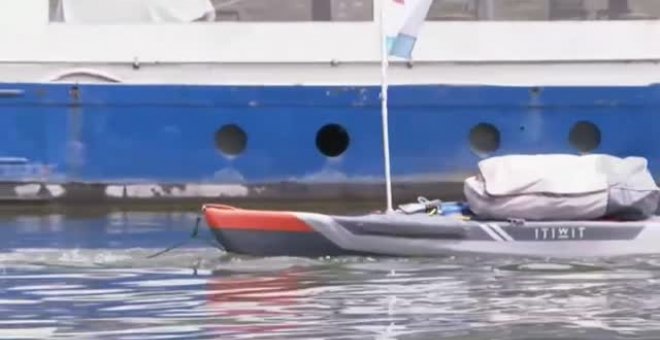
[0,83,657,203]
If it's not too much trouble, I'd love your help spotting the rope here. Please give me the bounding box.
[145,216,202,259]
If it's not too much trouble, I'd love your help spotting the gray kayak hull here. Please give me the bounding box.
[203,204,660,258]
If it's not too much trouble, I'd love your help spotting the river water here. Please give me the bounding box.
[2,207,660,339]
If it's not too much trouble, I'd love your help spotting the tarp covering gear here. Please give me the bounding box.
[464,154,660,221]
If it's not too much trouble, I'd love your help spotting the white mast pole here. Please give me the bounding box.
[379,0,394,213]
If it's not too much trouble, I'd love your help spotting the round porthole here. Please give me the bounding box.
[214,124,247,156]
[569,121,601,153]
[316,124,350,157]
[469,123,500,157]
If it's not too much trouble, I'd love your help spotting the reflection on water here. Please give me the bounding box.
[1,209,660,339]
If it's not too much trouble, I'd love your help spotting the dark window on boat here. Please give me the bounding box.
[48,0,660,23]
[425,0,660,21]
[49,0,62,22]
[316,124,350,157]
[48,0,373,23]
[215,124,247,156]
[469,123,500,157]
[211,0,373,22]
[569,121,601,153]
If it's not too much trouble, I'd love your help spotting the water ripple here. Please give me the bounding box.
[2,221,660,339]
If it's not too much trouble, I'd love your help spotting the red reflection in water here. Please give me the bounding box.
[205,269,308,335]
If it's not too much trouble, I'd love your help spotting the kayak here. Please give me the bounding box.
[202,203,660,259]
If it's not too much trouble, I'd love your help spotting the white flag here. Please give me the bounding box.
[384,0,433,59]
